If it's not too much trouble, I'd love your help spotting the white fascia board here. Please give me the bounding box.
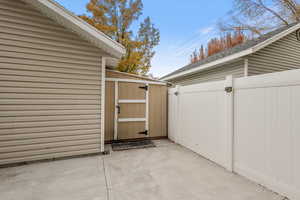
[25,0,126,58]
[162,23,300,81]
[252,23,300,52]
[162,49,253,81]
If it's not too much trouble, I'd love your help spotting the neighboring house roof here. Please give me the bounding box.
[161,23,300,81]
[22,0,126,59]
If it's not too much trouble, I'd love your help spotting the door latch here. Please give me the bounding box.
[138,130,148,135]
[116,105,121,114]
[139,85,148,91]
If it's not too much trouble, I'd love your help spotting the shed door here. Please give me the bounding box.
[115,82,149,140]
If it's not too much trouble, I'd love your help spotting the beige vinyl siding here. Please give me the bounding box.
[0,0,103,165]
[248,30,300,76]
[171,59,245,86]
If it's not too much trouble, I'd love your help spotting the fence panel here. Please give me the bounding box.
[234,69,300,200]
[168,69,300,199]
[168,80,232,170]
[168,87,179,143]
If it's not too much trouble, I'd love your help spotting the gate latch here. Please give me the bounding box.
[138,130,148,135]
[139,86,148,91]
[116,105,121,114]
[225,86,233,93]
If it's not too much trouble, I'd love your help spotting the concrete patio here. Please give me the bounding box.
[0,140,284,200]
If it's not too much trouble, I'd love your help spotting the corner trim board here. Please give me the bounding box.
[100,57,106,152]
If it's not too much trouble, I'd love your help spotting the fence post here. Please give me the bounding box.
[225,75,234,172]
[175,85,180,144]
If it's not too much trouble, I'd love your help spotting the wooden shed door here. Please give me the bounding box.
[115,82,149,140]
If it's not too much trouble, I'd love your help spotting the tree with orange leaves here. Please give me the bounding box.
[80,0,160,75]
[190,30,246,64]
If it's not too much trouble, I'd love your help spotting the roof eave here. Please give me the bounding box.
[23,0,126,59]
[162,23,300,81]
[161,49,253,81]
[252,23,300,52]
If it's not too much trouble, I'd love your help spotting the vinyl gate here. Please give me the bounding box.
[169,69,300,200]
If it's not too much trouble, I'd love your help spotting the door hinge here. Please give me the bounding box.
[138,130,148,135]
[139,85,148,91]
[225,86,233,93]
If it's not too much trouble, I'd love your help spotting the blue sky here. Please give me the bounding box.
[55,0,233,77]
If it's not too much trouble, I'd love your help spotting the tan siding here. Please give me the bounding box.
[0,0,103,165]
[171,59,245,85]
[248,31,300,76]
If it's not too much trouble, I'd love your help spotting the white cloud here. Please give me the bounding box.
[150,25,218,78]
[199,26,214,35]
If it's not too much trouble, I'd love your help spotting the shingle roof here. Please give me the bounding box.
[161,23,298,80]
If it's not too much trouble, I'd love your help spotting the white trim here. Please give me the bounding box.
[107,69,160,81]
[24,0,125,58]
[100,57,106,152]
[162,23,300,81]
[114,81,119,140]
[118,99,146,104]
[106,78,166,85]
[118,118,146,122]
[244,58,249,77]
[252,23,300,52]
[162,50,252,81]
[145,84,149,136]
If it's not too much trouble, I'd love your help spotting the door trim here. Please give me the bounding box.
[114,81,119,140]
[110,78,150,140]
[118,118,146,122]
[100,57,106,152]
[118,99,146,104]
[145,83,149,134]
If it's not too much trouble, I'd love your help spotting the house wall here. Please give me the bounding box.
[170,59,245,86]
[248,30,300,76]
[0,0,104,165]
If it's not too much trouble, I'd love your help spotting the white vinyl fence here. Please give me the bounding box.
[168,69,300,200]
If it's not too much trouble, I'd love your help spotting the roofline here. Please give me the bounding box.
[162,23,300,81]
[106,69,166,83]
[24,0,126,58]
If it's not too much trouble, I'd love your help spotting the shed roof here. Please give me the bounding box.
[162,23,300,81]
[22,0,126,59]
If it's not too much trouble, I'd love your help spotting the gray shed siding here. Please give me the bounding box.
[0,0,103,165]
[248,30,300,76]
[170,59,245,86]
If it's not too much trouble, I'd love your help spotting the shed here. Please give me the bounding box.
[105,70,168,142]
[0,0,125,165]
[162,23,300,86]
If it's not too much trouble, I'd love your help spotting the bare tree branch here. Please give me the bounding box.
[218,0,300,36]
